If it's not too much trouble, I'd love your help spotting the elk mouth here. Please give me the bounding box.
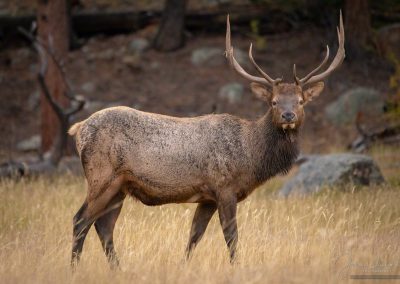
[281,123,296,130]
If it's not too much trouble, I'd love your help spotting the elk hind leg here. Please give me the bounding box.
[94,190,126,269]
[71,201,92,268]
[71,176,124,268]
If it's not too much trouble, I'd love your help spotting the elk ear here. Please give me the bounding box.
[303,82,324,103]
[251,83,272,102]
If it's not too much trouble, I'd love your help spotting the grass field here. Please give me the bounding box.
[0,146,399,283]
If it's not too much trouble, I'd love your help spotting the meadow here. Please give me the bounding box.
[0,145,399,283]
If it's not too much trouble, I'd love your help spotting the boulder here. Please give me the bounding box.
[128,38,150,54]
[81,82,96,93]
[191,47,249,67]
[87,49,115,61]
[122,55,142,71]
[149,61,160,70]
[324,87,385,126]
[16,135,41,152]
[279,153,385,197]
[218,83,244,104]
[191,47,223,66]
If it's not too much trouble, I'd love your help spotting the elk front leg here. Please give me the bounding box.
[217,192,238,263]
[185,203,217,259]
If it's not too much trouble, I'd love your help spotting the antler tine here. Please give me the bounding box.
[225,15,272,87]
[293,64,300,85]
[297,11,345,86]
[249,43,282,85]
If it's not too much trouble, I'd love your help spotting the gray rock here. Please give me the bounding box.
[128,38,150,54]
[191,47,249,67]
[16,135,41,152]
[149,61,160,70]
[81,82,96,93]
[325,87,384,126]
[191,47,223,66]
[279,153,385,197]
[122,55,142,71]
[219,83,244,104]
[97,49,115,60]
[58,156,84,175]
[87,49,115,61]
[82,45,90,54]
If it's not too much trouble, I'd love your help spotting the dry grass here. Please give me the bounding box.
[0,146,399,283]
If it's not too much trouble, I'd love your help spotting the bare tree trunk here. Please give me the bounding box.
[345,0,372,58]
[0,26,85,179]
[37,0,70,153]
[154,0,187,52]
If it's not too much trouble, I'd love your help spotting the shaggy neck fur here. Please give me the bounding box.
[251,111,300,184]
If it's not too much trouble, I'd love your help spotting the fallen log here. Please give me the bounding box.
[0,160,56,178]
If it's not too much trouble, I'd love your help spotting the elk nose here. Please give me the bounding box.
[282,112,295,122]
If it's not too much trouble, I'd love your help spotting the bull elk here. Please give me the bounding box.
[70,13,345,267]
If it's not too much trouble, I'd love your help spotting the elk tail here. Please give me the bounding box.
[68,121,84,136]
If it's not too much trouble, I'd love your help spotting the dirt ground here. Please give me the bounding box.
[0,25,394,162]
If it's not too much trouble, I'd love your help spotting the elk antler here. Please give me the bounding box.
[225,15,281,87]
[294,11,345,87]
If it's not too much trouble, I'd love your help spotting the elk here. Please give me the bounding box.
[70,13,345,267]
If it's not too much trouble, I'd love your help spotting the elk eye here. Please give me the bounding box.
[272,101,277,106]
[299,99,304,105]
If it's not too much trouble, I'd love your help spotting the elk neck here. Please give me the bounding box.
[250,110,300,184]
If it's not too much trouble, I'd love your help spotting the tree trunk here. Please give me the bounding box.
[37,0,70,153]
[345,0,372,58]
[153,0,187,52]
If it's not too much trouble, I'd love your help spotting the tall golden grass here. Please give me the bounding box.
[0,146,399,283]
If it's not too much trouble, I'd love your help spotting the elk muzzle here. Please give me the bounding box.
[280,111,298,130]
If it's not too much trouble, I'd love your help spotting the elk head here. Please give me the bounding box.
[225,13,345,130]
